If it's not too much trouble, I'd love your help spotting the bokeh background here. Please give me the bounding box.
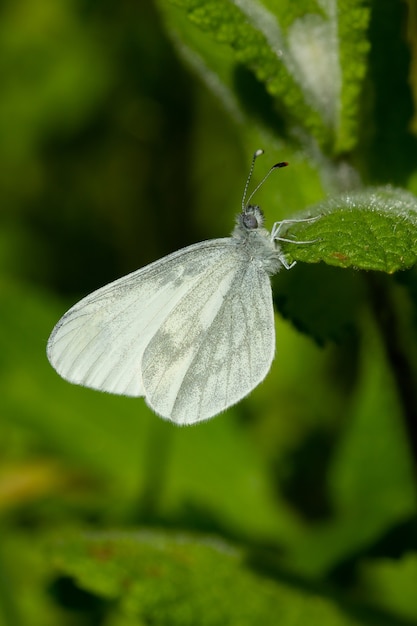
[1,1,417,625]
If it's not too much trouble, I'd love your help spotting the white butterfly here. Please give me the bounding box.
[47,150,317,425]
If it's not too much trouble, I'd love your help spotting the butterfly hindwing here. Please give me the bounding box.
[142,259,275,424]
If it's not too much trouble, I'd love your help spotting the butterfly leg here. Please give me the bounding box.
[272,216,320,271]
[271,216,320,245]
[277,253,296,270]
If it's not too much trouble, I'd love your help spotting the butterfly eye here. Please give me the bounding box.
[242,213,259,229]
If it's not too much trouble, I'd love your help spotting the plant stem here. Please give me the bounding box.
[132,418,174,523]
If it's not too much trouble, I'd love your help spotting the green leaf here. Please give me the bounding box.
[49,530,396,626]
[159,0,370,153]
[280,187,417,273]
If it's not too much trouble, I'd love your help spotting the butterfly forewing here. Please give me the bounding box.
[47,239,233,397]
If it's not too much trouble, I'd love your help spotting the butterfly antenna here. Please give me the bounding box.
[242,149,264,212]
[244,159,289,210]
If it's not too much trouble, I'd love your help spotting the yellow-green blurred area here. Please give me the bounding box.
[1,1,417,625]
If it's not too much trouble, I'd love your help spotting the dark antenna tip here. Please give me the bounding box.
[273,161,289,169]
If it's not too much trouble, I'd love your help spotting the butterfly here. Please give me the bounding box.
[47,150,317,424]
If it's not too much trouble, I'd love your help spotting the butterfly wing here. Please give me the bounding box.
[47,239,233,397]
[141,256,275,424]
[48,238,276,423]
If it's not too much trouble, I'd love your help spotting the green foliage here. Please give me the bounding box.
[1,1,417,625]
[159,0,370,153]
[45,530,397,626]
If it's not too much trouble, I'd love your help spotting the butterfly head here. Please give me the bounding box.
[239,205,265,230]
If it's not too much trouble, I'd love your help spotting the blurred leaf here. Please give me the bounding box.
[330,312,416,534]
[281,187,417,272]
[358,552,417,622]
[48,529,400,626]
[0,532,65,626]
[286,312,416,576]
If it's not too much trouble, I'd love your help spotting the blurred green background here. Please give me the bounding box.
[1,1,417,625]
